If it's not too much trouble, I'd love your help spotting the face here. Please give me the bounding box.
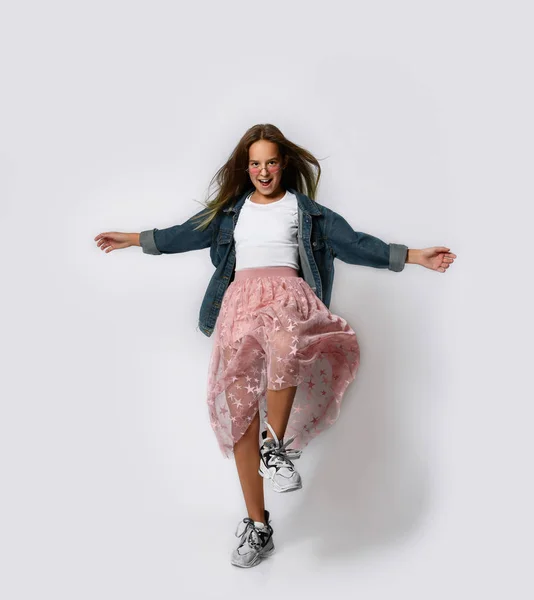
[247,140,287,200]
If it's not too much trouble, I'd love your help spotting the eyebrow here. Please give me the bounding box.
[249,157,279,162]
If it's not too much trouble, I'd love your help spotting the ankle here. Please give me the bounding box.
[249,513,266,525]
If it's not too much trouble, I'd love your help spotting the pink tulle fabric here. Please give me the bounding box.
[206,266,360,458]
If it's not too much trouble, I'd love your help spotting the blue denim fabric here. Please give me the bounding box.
[139,187,408,337]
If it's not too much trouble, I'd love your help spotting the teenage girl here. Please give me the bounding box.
[94,123,456,568]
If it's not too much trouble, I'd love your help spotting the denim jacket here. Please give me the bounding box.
[139,187,408,337]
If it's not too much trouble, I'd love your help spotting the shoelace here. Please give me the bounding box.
[261,421,302,469]
[235,518,267,550]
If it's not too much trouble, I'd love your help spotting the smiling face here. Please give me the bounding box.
[247,140,287,201]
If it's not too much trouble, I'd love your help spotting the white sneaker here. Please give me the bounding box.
[230,509,275,568]
[259,422,302,493]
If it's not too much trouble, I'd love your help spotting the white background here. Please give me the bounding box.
[1,1,532,598]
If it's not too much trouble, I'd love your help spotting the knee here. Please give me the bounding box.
[267,332,293,360]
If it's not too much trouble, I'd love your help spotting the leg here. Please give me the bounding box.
[220,341,267,524]
[233,410,266,524]
[264,326,298,441]
[259,325,302,493]
[265,385,298,441]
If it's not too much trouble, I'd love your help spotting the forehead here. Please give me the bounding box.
[248,140,280,159]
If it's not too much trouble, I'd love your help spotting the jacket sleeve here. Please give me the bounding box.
[324,207,408,272]
[139,207,215,255]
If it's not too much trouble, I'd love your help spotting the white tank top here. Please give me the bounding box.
[234,189,299,271]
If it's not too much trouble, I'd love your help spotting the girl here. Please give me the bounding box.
[95,123,456,569]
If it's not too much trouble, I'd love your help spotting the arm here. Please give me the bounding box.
[138,207,215,255]
[324,207,408,272]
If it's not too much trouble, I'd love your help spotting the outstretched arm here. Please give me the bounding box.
[139,207,216,255]
[95,208,216,255]
[324,207,457,274]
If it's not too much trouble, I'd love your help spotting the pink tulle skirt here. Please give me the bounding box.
[206,265,360,458]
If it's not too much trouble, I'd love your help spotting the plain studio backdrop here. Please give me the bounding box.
[1,1,532,598]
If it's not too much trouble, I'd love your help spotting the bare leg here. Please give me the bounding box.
[265,385,298,441]
[233,410,266,523]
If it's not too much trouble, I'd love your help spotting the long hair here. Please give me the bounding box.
[191,123,322,231]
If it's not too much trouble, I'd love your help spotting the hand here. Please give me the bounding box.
[416,246,457,272]
[94,232,138,253]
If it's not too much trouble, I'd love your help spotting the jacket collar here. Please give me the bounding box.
[222,186,322,216]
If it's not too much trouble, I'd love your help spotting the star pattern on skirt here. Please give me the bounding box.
[206,273,361,459]
[274,374,286,386]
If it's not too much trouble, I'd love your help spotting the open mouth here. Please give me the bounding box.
[259,179,272,188]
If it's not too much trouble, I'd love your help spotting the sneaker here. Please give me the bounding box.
[230,509,275,568]
[259,421,303,493]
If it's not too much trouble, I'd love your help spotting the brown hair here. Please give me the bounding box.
[191,123,322,231]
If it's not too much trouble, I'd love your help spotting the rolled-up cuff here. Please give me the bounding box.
[139,229,162,255]
[388,243,408,272]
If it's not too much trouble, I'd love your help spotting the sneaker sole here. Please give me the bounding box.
[230,543,275,568]
[258,464,302,493]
